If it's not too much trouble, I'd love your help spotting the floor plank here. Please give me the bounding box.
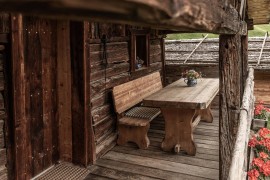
[111,145,219,169]
[89,166,156,180]
[86,109,220,180]
[102,151,219,179]
[95,159,209,180]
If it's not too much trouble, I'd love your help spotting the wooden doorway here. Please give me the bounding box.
[7,17,95,179]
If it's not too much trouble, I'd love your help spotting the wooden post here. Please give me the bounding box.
[11,14,32,180]
[219,33,242,180]
[70,21,95,165]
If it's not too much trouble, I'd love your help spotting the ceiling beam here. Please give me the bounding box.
[0,0,241,34]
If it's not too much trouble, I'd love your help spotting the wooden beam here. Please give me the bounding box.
[70,21,91,166]
[219,33,242,180]
[0,0,240,34]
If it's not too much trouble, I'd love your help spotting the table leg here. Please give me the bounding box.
[200,105,213,123]
[161,108,196,155]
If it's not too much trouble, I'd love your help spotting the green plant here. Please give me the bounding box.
[248,128,270,179]
[181,69,202,80]
[254,101,270,120]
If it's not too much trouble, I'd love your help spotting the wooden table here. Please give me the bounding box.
[143,78,219,155]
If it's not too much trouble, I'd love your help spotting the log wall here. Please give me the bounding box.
[165,38,270,107]
[165,37,270,84]
[0,13,9,180]
[89,24,164,159]
[254,70,270,106]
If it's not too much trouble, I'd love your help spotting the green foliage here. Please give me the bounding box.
[166,33,218,40]
[249,24,270,37]
[166,24,270,40]
[268,116,270,130]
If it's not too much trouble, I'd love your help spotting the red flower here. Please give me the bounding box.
[248,169,260,180]
[252,158,264,169]
[259,128,270,139]
[259,100,265,104]
[259,152,269,159]
[261,161,270,176]
[249,136,258,148]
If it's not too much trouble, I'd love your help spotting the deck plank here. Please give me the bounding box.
[95,159,209,180]
[111,145,219,169]
[86,109,219,180]
[102,151,219,179]
[89,166,157,180]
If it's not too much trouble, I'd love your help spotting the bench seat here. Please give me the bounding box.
[112,72,162,149]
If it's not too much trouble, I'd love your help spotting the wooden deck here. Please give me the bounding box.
[86,109,219,180]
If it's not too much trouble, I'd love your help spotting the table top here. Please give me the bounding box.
[143,78,219,109]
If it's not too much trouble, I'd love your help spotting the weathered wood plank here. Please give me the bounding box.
[254,79,270,104]
[84,173,112,180]
[0,0,240,34]
[50,21,59,165]
[11,14,31,180]
[96,133,117,158]
[90,166,157,180]
[91,104,112,125]
[113,72,162,114]
[144,78,219,109]
[95,117,115,144]
[103,151,219,179]
[90,73,130,97]
[96,159,207,180]
[57,20,72,162]
[91,63,130,82]
[111,145,219,169]
[85,22,96,165]
[24,16,47,175]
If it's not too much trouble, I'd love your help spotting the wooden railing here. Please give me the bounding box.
[228,68,255,180]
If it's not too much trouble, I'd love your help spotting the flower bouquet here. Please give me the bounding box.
[253,101,270,130]
[248,128,270,179]
[181,69,202,87]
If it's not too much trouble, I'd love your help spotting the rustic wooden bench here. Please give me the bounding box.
[112,72,163,149]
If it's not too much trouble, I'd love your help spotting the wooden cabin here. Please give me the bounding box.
[165,37,270,106]
[0,0,269,180]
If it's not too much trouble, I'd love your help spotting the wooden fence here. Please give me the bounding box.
[228,68,255,180]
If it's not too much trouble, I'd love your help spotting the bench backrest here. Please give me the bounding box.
[112,72,162,114]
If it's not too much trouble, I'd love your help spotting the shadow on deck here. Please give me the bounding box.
[34,108,219,180]
[86,108,219,180]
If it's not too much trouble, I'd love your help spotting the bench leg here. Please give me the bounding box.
[200,105,213,123]
[117,124,150,149]
[161,108,196,155]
